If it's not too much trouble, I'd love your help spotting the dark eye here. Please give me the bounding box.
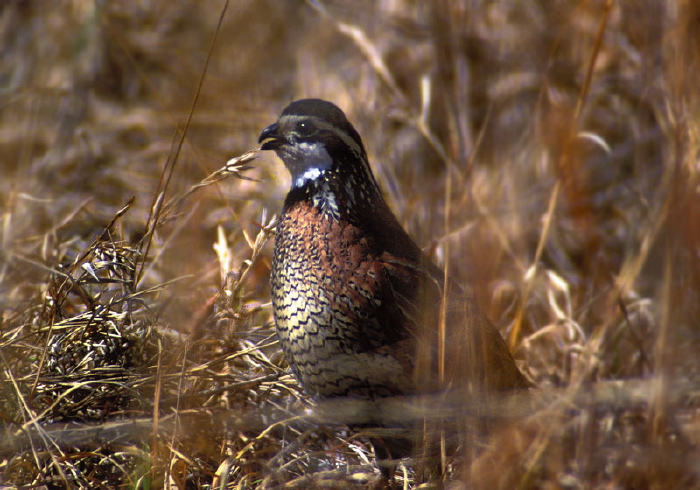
[295,121,315,137]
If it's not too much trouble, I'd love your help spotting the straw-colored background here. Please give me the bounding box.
[1,1,698,487]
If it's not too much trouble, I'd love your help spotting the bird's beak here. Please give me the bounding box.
[259,123,282,151]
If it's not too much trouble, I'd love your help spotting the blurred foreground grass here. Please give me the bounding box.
[1,1,698,488]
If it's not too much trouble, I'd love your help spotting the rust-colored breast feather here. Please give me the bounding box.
[272,201,417,399]
[272,198,530,401]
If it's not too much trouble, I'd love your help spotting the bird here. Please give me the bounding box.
[258,98,529,472]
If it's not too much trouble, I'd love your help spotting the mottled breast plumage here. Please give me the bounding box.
[272,198,415,399]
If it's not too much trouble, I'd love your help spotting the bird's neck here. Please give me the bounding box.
[284,167,382,224]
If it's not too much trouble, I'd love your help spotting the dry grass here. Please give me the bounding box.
[1,0,699,488]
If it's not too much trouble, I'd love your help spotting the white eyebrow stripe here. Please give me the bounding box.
[309,119,376,192]
[280,113,381,196]
[281,114,365,161]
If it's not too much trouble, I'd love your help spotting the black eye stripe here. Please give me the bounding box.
[295,121,316,136]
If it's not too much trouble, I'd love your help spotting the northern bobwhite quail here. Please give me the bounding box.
[259,98,529,468]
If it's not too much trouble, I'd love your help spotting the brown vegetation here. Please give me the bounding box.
[1,1,698,487]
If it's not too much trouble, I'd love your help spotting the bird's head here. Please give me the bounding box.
[259,99,378,192]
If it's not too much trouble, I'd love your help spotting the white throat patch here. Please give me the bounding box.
[295,167,324,188]
[289,141,333,189]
